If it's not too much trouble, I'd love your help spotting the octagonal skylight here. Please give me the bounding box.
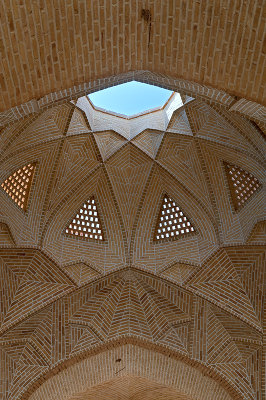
[88,81,174,117]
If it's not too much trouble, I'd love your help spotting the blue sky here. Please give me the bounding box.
[88,81,173,116]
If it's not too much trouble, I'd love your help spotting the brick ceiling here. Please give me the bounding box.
[0,2,265,399]
[0,0,265,112]
[0,95,265,400]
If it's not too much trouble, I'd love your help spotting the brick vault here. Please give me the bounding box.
[0,2,265,400]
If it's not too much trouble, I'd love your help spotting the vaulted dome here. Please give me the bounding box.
[0,94,264,268]
[0,0,265,398]
[0,87,265,400]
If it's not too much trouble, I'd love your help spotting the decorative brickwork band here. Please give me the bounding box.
[65,196,104,240]
[224,162,262,212]
[1,163,36,211]
[154,194,195,242]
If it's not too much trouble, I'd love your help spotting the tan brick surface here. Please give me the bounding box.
[0,0,265,114]
[0,83,265,399]
[26,346,236,400]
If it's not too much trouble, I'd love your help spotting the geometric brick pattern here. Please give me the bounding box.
[131,130,164,159]
[167,108,193,135]
[187,247,265,331]
[0,97,265,400]
[0,249,75,334]
[247,220,266,244]
[68,270,192,348]
[0,222,14,245]
[1,163,36,211]
[65,196,104,240]
[154,194,196,242]
[0,2,265,397]
[66,108,91,136]
[224,246,265,326]
[93,131,127,161]
[155,135,214,219]
[0,258,263,400]
[45,135,100,220]
[64,262,101,287]
[5,105,72,155]
[224,162,262,211]
[197,140,264,245]
[106,144,153,244]
[191,101,261,158]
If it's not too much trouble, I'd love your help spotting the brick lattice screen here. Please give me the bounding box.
[65,196,104,240]
[154,194,196,242]
[224,162,262,211]
[1,163,36,211]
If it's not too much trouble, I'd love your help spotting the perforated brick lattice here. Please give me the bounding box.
[154,194,195,241]
[225,163,262,211]
[1,163,36,210]
[65,196,104,240]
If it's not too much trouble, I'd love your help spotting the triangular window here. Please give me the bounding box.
[65,196,104,240]
[1,163,36,211]
[154,194,195,241]
[224,163,262,211]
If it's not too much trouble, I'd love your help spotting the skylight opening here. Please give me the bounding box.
[88,81,173,117]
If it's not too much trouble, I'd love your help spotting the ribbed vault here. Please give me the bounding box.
[0,85,265,400]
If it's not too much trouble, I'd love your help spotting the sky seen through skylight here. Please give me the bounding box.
[88,81,173,116]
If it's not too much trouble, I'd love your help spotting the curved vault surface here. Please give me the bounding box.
[0,87,265,400]
[26,345,237,400]
[0,0,265,118]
